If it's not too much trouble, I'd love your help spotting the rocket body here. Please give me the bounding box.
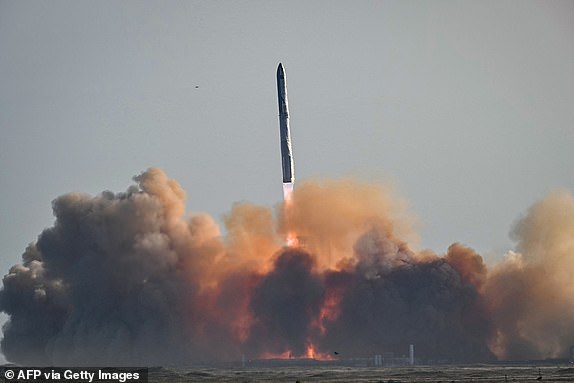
[277,63,294,184]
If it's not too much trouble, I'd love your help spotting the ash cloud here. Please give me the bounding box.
[1,168,573,365]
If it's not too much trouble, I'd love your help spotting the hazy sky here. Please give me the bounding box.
[1,0,573,283]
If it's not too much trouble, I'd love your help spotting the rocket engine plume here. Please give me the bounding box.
[1,169,573,365]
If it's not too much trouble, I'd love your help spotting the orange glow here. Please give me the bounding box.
[258,344,335,361]
[283,182,298,247]
[306,343,315,359]
[310,285,346,337]
[306,343,336,360]
[318,295,341,335]
[286,231,298,247]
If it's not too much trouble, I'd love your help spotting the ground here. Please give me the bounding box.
[147,364,574,383]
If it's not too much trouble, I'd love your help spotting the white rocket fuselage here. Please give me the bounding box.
[277,63,294,185]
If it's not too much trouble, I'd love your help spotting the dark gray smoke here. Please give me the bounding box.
[1,169,572,365]
[0,169,219,365]
[246,249,324,357]
[321,233,494,361]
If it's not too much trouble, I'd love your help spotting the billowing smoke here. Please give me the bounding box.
[0,169,218,365]
[485,191,574,360]
[246,249,324,357]
[1,168,572,365]
[320,240,493,361]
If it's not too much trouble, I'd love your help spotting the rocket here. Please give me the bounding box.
[277,63,294,185]
[277,63,297,246]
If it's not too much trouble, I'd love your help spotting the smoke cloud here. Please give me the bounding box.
[485,191,574,360]
[1,168,572,365]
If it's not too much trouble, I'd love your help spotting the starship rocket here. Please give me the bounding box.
[277,63,294,185]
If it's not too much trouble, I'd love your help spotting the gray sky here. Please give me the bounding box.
[1,0,573,285]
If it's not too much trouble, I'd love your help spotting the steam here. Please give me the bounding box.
[1,168,572,365]
[485,191,574,359]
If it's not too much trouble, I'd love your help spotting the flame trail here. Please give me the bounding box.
[282,182,298,247]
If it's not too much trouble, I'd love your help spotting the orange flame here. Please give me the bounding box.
[283,182,298,247]
[306,343,336,360]
[306,343,316,359]
[258,344,335,361]
[286,231,298,247]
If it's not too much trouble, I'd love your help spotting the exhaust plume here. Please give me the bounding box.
[1,168,573,365]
